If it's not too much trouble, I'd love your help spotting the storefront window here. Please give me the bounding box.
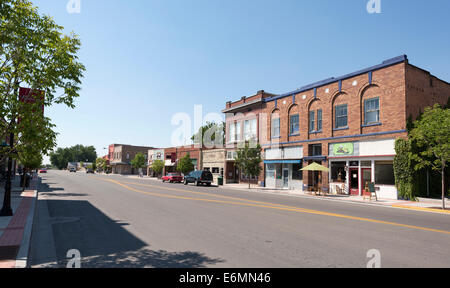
[361,161,372,167]
[292,163,303,180]
[375,161,395,185]
[331,162,346,183]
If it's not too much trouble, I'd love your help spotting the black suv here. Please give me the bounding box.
[184,171,213,186]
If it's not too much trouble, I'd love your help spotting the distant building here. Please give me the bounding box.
[109,144,153,175]
[147,148,164,177]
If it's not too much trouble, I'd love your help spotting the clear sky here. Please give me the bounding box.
[32,0,450,163]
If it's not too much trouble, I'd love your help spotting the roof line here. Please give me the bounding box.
[264,55,408,103]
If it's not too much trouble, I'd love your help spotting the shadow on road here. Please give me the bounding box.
[38,182,88,198]
[79,247,225,268]
[34,183,224,268]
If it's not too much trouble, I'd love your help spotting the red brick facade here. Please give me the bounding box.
[224,56,450,194]
[163,145,202,175]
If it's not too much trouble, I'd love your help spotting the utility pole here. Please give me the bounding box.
[0,131,15,216]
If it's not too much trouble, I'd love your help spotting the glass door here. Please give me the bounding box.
[362,168,372,196]
[350,169,359,195]
[283,168,289,188]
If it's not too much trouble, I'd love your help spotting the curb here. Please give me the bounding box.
[219,185,449,214]
[15,189,38,268]
[391,205,450,215]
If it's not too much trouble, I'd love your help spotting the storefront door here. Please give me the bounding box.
[362,168,372,196]
[350,168,359,195]
[283,168,289,188]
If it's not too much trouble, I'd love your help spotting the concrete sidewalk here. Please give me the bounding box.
[220,183,450,215]
[0,174,39,268]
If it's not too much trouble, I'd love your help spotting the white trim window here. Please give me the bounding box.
[272,116,280,138]
[244,118,258,141]
[229,122,241,142]
[364,97,380,125]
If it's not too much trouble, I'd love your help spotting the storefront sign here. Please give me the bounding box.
[333,143,354,156]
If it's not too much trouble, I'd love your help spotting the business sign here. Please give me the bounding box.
[331,143,355,156]
[18,87,45,124]
[333,143,354,155]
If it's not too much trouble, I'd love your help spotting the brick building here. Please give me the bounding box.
[147,148,164,177]
[109,144,153,175]
[163,145,202,175]
[223,90,276,184]
[258,55,450,199]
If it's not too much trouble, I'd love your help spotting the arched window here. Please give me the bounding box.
[308,100,322,133]
[289,105,300,136]
[332,93,349,130]
[271,109,280,138]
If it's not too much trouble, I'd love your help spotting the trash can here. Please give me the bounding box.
[217,176,224,186]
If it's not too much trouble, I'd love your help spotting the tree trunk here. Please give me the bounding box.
[442,163,446,210]
[21,167,27,190]
[248,176,251,189]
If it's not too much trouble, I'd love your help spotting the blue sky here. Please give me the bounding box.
[32,0,450,163]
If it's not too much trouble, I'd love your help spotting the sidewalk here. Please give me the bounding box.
[220,183,450,215]
[0,174,39,268]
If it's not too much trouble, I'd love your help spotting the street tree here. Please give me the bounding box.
[234,142,262,189]
[131,153,147,175]
[177,154,194,175]
[191,122,225,148]
[151,160,164,178]
[410,104,450,210]
[96,157,108,172]
[0,0,85,216]
[49,145,97,170]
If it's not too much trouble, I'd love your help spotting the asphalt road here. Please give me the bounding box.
[29,170,450,268]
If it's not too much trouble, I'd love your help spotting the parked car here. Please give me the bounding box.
[69,167,77,173]
[184,170,213,186]
[86,168,94,174]
[39,168,47,174]
[162,173,183,183]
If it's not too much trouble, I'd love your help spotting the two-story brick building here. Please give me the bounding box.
[223,90,276,184]
[259,55,450,199]
[109,144,153,175]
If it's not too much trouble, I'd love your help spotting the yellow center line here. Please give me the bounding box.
[122,181,299,209]
[97,177,450,236]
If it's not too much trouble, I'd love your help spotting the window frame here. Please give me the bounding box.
[317,109,323,132]
[309,111,316,133]
[271,115,280,139]
[334,104,348,129]
[289,114,300,136]
[364,97,380,125]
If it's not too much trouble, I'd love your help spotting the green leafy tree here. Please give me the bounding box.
[394,139,416,200]
[0,0,85,215]
[410,104,450,210]
[177,153,194,175]
[191,122,225,147]
[49,145,97,170]
[151,160,164,178]
[131,153,147,174]
[234,142,262,189]
[96,158,107,172]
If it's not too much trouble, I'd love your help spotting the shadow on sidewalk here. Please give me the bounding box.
[34,183,224,268]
